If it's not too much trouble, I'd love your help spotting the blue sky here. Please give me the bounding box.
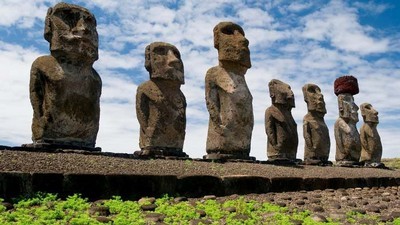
[0,0,399,160]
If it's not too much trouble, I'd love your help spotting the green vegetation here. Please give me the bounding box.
[0,193,399,224]
[382,158,400,169]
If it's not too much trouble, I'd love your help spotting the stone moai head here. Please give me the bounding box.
[44,2,98,63]
[361,103,379,124]
[302,84,326,114]
[213,22,251,68]
[337,94,359,123]
[269,79,295,108]
[145,42,184,84]
[334,75,359,123]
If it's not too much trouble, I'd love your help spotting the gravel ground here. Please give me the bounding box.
[0,150,399,179]
[1,149,400,224]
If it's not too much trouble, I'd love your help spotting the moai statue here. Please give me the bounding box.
[334,75,361,166]
[135,42,188,158]
[360,103,384,167]
[265,79,298,163]
[26,2,101,150]
[204,22,254,160]
[302,84,331,165]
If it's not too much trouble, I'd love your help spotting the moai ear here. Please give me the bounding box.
[144,44,152,73]
[44,7,53,43]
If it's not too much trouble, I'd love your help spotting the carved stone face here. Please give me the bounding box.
[213,22,251,68]
[338,94,359,123]
[269,79,295,108]
[303,84,326,114]
[44,3,98,62]
[361,103,379,123]
[145,42,184,84]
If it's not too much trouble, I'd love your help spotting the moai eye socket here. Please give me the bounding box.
[54,9,81,29]
[153,46,168,55]
[221,26,235,35]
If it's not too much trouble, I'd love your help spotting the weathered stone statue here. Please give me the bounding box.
[302,84,331,165]
[334,76,361,166]
[27,2,101,150]
[135,42,187,158]
[265,79,298,162]
[204,21,254,160]
[360,103,384,167]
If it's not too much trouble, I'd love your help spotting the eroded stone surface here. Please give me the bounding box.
[302,84,330,165]
[360,103,383,166]
[265,79,298,161]
[204,22,253,160]
[135,42,187,157]
[334,76,361,166]
[28,2,101,149]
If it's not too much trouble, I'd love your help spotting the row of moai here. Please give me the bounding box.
[21,3,383,167]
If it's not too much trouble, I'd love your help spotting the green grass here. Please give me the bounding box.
[0,193,399,224]
[382,158,400,169]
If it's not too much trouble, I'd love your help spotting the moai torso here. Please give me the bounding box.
[303,113,330,161]
[30,56,101,146]
[205,66,253,153]
[334,117,361,161]
[265,79,298,160]
[302,84,330,163]
[135,42,187,156]
[204,22,254,159]
[136,80,186,150]
[29,3,101,148]
[359,103,382,163]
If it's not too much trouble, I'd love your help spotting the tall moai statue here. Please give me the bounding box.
[360,103,384,167]
[204,22,254,160]
[26,2,101,150]
[334,75,361,166]
[265,79,298,163]
[302,84,331,165]
[135,42,188,158]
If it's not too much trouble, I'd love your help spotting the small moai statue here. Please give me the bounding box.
[302,84,331,165]
[25,2,101,150]
[334,75,361,166]
[360,103,385,168]
[265,79,299,164]
[135,42,188,158]
[204,21,254,160]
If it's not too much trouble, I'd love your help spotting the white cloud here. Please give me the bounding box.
[301,0,389,55]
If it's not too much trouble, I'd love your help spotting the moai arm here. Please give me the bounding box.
[265,110,278,148]
[360,125,372,154]
[303,121,313,150]
[30,60,45,120]
[205,71,221,129]
[136,88,149,131]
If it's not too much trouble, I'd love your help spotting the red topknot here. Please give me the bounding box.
[334,75,359,96]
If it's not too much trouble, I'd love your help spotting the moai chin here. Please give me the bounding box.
[204,21,254,160]
[26,2,101,150]
[360,103,384,167]
[302,84,331,165]
[265,79,299,163]
[135,42,188,158]
[334,75,361,166]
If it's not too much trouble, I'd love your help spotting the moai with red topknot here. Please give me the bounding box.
[334,75,361,167]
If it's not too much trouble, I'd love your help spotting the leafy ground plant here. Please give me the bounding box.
[1,193,400,224]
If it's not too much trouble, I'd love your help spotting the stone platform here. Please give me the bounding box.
[0,148,399,201]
